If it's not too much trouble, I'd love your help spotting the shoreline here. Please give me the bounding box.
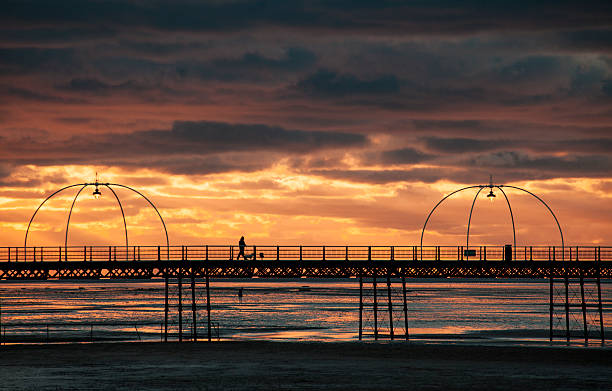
[1,341,610,390]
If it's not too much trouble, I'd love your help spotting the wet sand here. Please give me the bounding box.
[0,341,610,390]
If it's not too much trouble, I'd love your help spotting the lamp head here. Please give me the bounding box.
[93,186,101,199]
[486,188,496,202]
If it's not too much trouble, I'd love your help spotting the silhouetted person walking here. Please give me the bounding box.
[237,236,246,260]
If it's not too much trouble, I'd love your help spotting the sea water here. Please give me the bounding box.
[0,279,610,345]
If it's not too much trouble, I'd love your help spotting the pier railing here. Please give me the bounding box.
[0,245,610,262]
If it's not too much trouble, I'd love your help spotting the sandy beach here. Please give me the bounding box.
[0,341,610,390]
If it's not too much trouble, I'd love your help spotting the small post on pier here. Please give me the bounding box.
[564,269,570,343]
[178,270,183,342]
[164,271,169,342]
[373,275,378,340]
[358,276,363,341]
[580,270,588,343]
[387,274,394,340]
[402,277,409,341]
[206,268,212,342]
[191,269,197,342]
[549,265,553,342]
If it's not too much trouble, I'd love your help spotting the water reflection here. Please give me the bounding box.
[0,279,609,345]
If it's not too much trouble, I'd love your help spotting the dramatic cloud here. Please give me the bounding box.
[0,121,368,174]
[1,1,611,245]
[297,69,400,96]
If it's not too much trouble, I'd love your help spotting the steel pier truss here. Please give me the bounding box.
[359,276,409,340]
[550,250,605,343]
[163,269,213,342]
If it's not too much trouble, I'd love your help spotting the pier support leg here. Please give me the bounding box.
[597,254,605,342]
[549,274,553,342]
[178,270,183,342]
[564,273,570,343]
[387,275,394,340]
[402,277,409,341]
[373,275,378,341]
[191,271,197,342]
[579,271,588,343]
[206,270,212,342]
[164,272,169,342]
[597,276,605,342]
[359,276,363,341]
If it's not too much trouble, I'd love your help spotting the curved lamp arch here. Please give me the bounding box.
[465,187,485,261]
[419,185,480,260]
[103,184,129,249]
[25,183,86,249]
[502,185,564,260]
[465,186,517,261]
[107,183,169,249]
[24,181,169,261]
[420,183,562,261]
[496,186,516,249]
[64,184,130,255]
[64,184,89,250]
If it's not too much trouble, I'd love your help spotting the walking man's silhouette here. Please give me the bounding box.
[237,236,246,260]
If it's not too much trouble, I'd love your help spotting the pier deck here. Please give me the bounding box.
[1,245,610,279]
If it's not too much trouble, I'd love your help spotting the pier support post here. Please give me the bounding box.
[191,270,197,342]
[564,271,570,343]
[402,277,409,341]
[373,275,378,340]
[178,270,183,342]
[359,276,363,341]
[580,271,588,343]
[549,269,553,342]
[597,272,605,342]
[387,275,394,340]
[206,269,212,342]
[164,272,169,342]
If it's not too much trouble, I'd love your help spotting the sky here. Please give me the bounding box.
[1,0,611,247]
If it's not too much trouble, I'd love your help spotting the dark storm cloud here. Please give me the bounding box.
[559,29,612,52]
[422,138,505,154]
[212,47,316,72]
[3,1,611,35]
[423,137,612,154]
[297,69,400,96]
[2,86,85,104]
[0,47,78,74]
[0,26,116,45]
[311,168,447,184]
[0,121,368,172]
[602,79,612,96]
[58,78,150,94]
[185,47,317,82]
[467,151,612,175]
[379,148,435,165]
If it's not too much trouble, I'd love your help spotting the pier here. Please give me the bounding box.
[0,244,609,344]
[1,245,611,279]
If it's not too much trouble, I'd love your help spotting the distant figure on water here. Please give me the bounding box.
[237,236,246,260]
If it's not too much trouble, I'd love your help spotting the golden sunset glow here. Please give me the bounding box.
[1,2,611,248]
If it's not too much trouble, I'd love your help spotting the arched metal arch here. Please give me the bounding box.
[106,183,169,249]
[24,182,169,260]
[420,184,560,261]
[465,187,485,261]
[465,186,516,261]
[64,184,129,250]
[25,183,86,249]
[419,185,480,261]
[502,185,564,260]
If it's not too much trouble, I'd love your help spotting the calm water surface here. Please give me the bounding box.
[0,279,610,345]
